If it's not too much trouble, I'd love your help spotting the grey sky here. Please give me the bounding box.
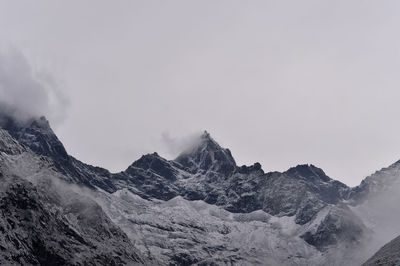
[1,1,400,186]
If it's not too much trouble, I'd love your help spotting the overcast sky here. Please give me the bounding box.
[1,1,400,186]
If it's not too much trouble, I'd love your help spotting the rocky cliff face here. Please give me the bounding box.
[0,128,153,265]
[0,115,117,193]
[2,117,351,227]
[115,131,351,227]
[0,115,399,265]
[174,131,237,176]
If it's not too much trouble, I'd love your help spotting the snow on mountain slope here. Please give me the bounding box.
[1,115,397,265]
[349,161,400,262]
[81,186,374,266]
[174,131,237,176]
[92,188,323,265]
[0,128,153,265]
[349,159,400,203]
[5,116,352,232]
[113,131,352,230]
[0,115,117,192]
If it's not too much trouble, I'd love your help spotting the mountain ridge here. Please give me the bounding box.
[1,114,399,265]
[0,116,358,226]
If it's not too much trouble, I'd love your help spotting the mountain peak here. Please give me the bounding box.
[0,114,69,163]
[174,131,237,175]
[195,130,218,149]
[199,130,221,147]
[202,130,210,138]
[285,164,332,183]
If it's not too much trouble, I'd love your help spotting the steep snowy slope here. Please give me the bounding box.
[0,115,117,192]
[84,186,371,266]
[348,161,400,262]
[2,114,398,265]
[94,189,323,265]
[0,128,153,265]
[114,132,352,228]
[349,159,400,203]
[2,116,353,228]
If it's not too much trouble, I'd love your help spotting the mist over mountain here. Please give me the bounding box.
[2,1,400,264]
[0,113,399,265]
[0,49,68,125]
[363,235,400,266]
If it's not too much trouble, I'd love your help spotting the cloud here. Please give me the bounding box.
[161,131,203,158]
[0,47,68,125]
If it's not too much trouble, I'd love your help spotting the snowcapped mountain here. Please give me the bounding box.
[114,131,352,227]
[0,114,117,193]
[0,114,399,265]
[0,128,152,265]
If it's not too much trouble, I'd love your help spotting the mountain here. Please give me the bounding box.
[115,131,352,227]
[0,114,399,265]
[174,131,237,175]
[0,114,117,193]
[4,119,350,226]
[349,159,400,203]
[363,235,400,266]
[0,128,152,265]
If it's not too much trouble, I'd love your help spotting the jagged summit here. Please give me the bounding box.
[175,131,226,155]
[285,164,332,183]
[202,130,211,139]
[349,158,400,203]
[126,152,177,181]
[1,112,395,265]
[174,130,237,175]
[0,113,116,192]
[0,115,69,162]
